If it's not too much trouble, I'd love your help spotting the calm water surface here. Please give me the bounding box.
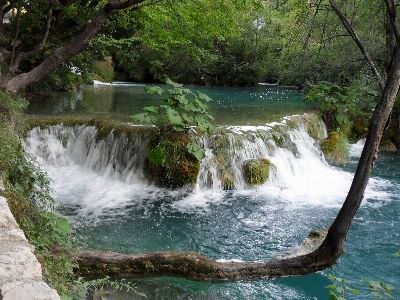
[27,82,312,125]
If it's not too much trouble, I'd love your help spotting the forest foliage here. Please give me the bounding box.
[0,0,393,90]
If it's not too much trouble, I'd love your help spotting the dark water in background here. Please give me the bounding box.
[26,83,400,299]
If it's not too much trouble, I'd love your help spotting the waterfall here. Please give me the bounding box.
[26,114,327,191]
[26,124,149,184]
[27,113,380,216]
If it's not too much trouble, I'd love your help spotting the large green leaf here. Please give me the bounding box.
[166,107,183,126]
[165,77,183,88]
[131,113,158,125]
[143,106,160,113]
[145,86,164,95]
[147,145,166,165]
[196,91,213,102]
[181,113,194,124]
[187,141,205,161]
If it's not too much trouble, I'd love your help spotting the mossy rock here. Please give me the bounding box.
[220,172,235,190]
[243,158,271,185]
[146,130,200,187]
[379,140,397,152]
[321,131,339,155]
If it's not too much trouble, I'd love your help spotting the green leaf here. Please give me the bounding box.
[165,78,183,88]
[327,285,337,289]
[348,288,359,294]
[181,113,194,123]
[187,141,205,161]
[392,250,400,257]
[336,287,344,295]
[144,86,164,95]
[370,291,385,299]
[166,107,183,126]
[15,182,25,193]
[197,91,213,102]
[147,146,165,165]
[329,291,339,300]
[167,88,183,96]
[131,113,159,126]
[172,124,185,132]
[175,94,189,105]
[385,284,395,292]
[143,106,160,113]
[54,217,73,235]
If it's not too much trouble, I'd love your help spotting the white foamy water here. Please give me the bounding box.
[25,117,393,220]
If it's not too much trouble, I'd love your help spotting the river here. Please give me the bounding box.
[26,82,400,299]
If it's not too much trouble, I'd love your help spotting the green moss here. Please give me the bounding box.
[26,117,153,141]
[321,130,350,165]
[221,172,235,190]
[146,130,201,187]
[308,230,323,238]
[243,158,271,185]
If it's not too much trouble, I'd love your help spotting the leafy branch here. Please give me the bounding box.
[131,78,216,164]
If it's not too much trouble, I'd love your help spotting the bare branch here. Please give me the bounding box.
[328,0,385,91]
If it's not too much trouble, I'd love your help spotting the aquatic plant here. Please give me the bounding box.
[131,79,216,186]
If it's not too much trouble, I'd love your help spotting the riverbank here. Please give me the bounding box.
[0,180,60,300]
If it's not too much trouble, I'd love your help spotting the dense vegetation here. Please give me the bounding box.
[0,0,393,89]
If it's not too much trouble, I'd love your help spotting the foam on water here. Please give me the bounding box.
[25,119,393,221]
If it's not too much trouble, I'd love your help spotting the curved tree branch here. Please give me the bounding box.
[0,0,56,87]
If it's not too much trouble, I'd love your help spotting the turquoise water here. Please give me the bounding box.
[62,152,400,300]
[26,83,400,299]
[27,82,311,125]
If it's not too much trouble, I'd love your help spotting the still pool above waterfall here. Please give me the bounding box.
[27,82,313,125]
[26,83,400,299]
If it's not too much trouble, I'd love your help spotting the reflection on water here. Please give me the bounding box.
[27,83,314,125]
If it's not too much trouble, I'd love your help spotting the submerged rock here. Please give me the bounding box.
[379,140,397,152]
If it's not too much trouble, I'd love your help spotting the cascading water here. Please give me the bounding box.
[25,114,399,299]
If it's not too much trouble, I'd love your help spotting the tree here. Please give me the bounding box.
[0,0,153,92]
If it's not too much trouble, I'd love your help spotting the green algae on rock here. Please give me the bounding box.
[243,158,271,185]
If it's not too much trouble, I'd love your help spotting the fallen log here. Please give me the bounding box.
[70,231,335,281]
